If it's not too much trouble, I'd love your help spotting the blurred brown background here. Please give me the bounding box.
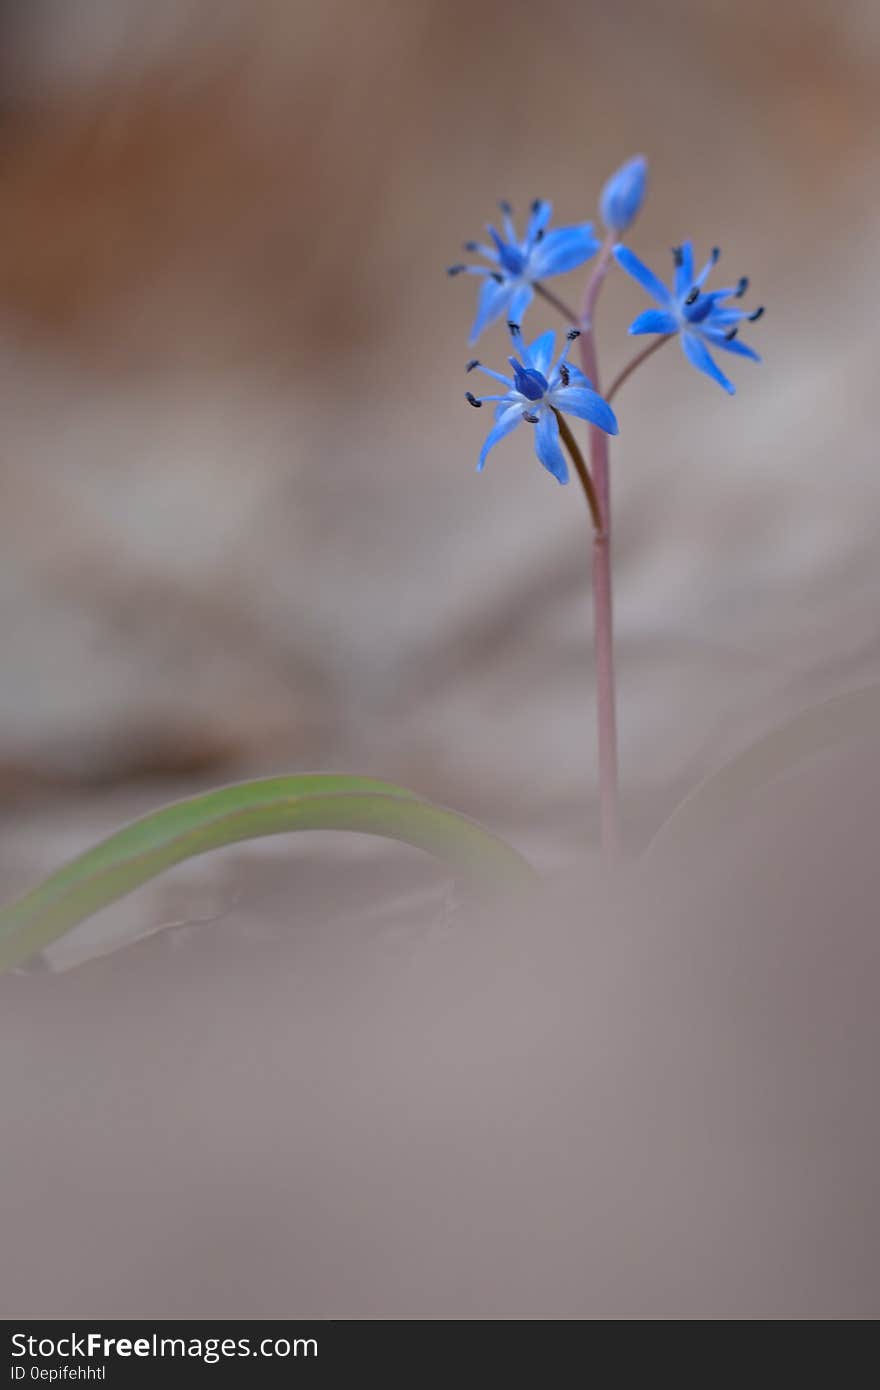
[1,0,878,859]
[0,0,879,1319]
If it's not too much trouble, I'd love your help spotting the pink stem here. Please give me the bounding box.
[579,234,620,860]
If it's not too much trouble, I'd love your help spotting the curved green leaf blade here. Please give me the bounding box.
[647,684,880,860]
[0,774,536,972]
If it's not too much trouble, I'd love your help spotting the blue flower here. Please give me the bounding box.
[599,155,647,234]
[448,200,600,344]
[464,324,618,484]
[614,241,764,395]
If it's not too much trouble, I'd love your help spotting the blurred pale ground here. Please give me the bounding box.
[0,0,879,1317]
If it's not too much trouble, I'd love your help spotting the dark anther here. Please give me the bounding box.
[685,287,700,305]
[522,411,540,424]
[735,276,749,298]
[447,264,465,276]
[465,392,482,408]
[711,246,721,262]
[725,327,739,341]
[748,305,765,322]
[465,359,480,373]
[507,321,522,336]
[499,199,513,215]
[560,365,570,386]
[463,241,478,252]
[531,198,542,213]
[534,228,545,242]
[491,272,504,283]
[672,246,683,267]
[566,328,581,340]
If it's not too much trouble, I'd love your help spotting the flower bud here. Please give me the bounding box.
[599,155,648,235]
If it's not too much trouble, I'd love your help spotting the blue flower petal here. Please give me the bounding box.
[452,264,497,277]
[599,155,647,234]
[467,241,500,264]
[508,281,535,325]
[478,403,524,471]
[470,276,513,344]
[681,331,736,394]
[674,241,694,298]
[530,224,600,279]
[705,307,747,328]
[703,331,762,362]
[628,308,679,336]
[526,199,553,244]
[469,363,515,388]
[532,408,569,484]
[556,387,619,436]
[694,247,721,289]
[527,330,556,378]
[703,287,739,306]
[563,363,594,390]
[614,245,673,307]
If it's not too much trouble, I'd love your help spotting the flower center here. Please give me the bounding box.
[509,359,548,402]
[497,242,526,277]
[680,290,713,327]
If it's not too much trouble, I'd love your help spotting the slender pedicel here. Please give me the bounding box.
[579,230,620,860]
[605,334,674,403]
[554,410,603,535]
[534,281,580,324]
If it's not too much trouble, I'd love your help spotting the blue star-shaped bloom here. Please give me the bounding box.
[464,324,618,484]
[449,200,600,344]
[614,241,765,395]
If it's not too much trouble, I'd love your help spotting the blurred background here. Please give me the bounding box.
[1,0,878,871]
[1,0,879,1320]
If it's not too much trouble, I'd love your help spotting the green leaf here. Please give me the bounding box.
[647,684,880,860]
[0,774,536,972]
